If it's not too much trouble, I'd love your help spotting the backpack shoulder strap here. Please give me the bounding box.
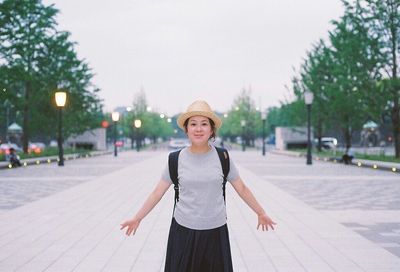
[168,149,182,210]
[215,147,230,203]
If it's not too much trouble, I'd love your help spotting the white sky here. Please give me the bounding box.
[43,0,344,116]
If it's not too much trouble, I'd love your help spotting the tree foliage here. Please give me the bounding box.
[0,0,103,151]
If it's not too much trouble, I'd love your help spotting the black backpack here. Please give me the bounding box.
[168,147,230,210]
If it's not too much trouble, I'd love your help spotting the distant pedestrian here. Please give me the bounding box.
[342,147,354,165]
[121,100,276,272]
[7,148,21,167]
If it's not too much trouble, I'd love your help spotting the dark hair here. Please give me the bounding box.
[183,117,216,141]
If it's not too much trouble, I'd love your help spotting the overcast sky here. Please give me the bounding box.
[43,0,344,116]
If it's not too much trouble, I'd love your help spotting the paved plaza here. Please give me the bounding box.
[0,149,399,271]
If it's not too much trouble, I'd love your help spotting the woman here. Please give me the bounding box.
[120,100,276,272]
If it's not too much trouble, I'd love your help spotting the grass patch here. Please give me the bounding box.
[1,147,91,161]
[290,148,400,163]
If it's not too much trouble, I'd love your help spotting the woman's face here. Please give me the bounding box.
[186,115,213,145]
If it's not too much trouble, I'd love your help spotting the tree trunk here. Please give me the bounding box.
[316,118,323,152]
[343,125,352,151]
[390,9,399,158]
[392,97,400,158]
[22,81,31,153]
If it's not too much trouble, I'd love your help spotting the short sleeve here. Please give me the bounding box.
[161,163,173,184]
[227,157,239,182]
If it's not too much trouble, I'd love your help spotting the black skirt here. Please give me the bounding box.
[164,218,233,272]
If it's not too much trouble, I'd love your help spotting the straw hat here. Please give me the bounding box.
[177,100,222,130]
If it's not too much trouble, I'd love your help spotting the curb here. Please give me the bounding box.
[0,150,113,170]
[271,150,399,174]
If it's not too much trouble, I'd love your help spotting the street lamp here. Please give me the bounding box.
[134,119,142,152]
[241,120,246,152]
[261,111,267,156]
[304,91,314,165]
[55,91,67,166]
[112,112,120,157]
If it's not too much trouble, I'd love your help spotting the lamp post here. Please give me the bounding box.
[134,119,142,152]
[112,112,120,157]
[261,111,267,156]
[55,91,67,166]
[241,120,246,152]
[305,91,314,165]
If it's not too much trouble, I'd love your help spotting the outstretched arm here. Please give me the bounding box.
[230,177,276,231]
[120,179,171,236]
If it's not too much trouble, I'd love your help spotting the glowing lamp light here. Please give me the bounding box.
[55,91,67,107]
[111,112,120,122]
[134,119,142,128]
[357,162,362,167]
[373,164,378,169]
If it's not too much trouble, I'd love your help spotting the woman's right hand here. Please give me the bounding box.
[120,217,141,236]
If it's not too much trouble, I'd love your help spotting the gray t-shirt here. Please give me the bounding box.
[162,146,239,230]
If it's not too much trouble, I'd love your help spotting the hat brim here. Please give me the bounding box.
[177,111,222,130]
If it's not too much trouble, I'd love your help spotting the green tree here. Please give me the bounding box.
[125,90,173,148]
[299,41,336,150]
[350,0,400,156]
[219,88,261,146]
[0,0,103,150]
[327,5,385,149]
[295,9,383,150]
[0,0,58,151]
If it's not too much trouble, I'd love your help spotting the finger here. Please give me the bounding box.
[257,223,260,230]
[262,224,265,231]
[270,224,275,230]
[265,224,269,231]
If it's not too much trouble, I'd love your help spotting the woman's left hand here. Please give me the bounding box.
[257,213,277,231]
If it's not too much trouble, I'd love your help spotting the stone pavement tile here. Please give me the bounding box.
[234,163,400,271]
[0,153,165,271]
[1,151,400,271]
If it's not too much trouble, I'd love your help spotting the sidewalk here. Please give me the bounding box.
[0,151,399,271]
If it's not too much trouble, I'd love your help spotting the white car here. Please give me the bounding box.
[315,137,338,150]
[168,139,190,150]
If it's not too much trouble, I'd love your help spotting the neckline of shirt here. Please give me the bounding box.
[185,145,215,156]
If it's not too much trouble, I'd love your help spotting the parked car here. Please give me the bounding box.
[0,143,22,155]
[28,142,46,154]
[314,137,338,150]
[168,138,190,150]
[266,135,276,145]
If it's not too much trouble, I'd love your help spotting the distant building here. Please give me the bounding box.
[275,127,313,150]
[66,128,107,150]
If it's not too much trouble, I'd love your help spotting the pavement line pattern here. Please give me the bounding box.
[0,151,399,271]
